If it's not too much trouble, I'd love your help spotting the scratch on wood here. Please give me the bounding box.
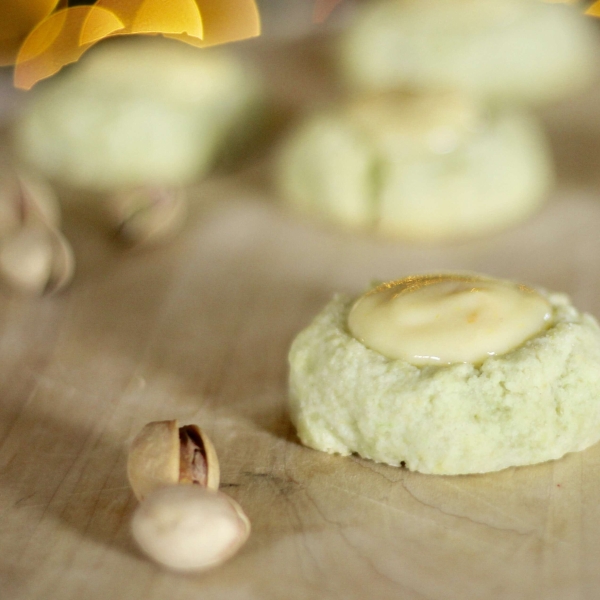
[400,480,538,539]
[434,476,536,533]
[242,470,302,496]
[14,494,35,507]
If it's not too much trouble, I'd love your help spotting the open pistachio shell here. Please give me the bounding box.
[127,419,220,501]
[178,423,220,491]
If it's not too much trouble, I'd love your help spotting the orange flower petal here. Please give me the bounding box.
[586,1,600,15]
[0,0,61,66]
[166,0,260,47]
[313,0,343,24]
[95,0,203,38]
[14,6,124,90]
[78,5,132,45]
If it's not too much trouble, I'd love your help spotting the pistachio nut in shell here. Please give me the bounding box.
[108,186,187,247]
[0,226,53,294]
[45,226,75,294]
[0,224,74,295]
[131,485,251,572]
[17,172,61,229]
[127,420,220,501]
[0,169,60,238]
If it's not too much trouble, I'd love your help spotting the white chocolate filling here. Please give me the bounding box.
[347,274,552,365]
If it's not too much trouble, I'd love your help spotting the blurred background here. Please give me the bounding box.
[3,2,600,598]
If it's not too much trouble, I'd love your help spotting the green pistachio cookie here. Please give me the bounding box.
[15,38,263,191]
[338,0,599,105]
[276,93,553,240]
[288,275,600,474]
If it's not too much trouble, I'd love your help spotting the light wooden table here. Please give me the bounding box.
[3,36,600,600]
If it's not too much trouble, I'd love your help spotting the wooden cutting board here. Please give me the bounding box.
[3,36,600,600]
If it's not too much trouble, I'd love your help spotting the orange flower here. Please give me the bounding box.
[14,6,124,89]
[586,1,600,16]
[0,0,64,66]
[3,0,260,90]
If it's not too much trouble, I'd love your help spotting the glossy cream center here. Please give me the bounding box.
[347,274,552,365]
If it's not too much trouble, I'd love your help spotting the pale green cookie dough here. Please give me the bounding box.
[276,93,553,240]
[288,286,600,475]
[338,0,599,106]
[14,38,263,191]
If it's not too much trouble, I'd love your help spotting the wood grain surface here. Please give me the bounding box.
[3,36,600,600]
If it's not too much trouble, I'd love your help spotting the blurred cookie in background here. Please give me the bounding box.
[13,36,265,192]
[275,92,554,240]
[337,0,599,106]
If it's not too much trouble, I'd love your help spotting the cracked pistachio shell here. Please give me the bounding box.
[127,420,220,502]
[131,485,251,572]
